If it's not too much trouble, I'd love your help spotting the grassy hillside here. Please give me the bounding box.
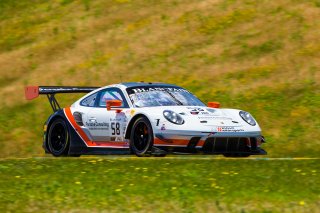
[0,0,319,157]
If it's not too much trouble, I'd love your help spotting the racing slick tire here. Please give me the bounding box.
[47,118,70,157]
[223,153,250,158]
[130,117,154,157]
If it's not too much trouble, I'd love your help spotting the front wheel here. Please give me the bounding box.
[47,118,70,157]
[130,117,153,157]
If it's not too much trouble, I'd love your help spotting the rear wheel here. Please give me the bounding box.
[130,117,153,157]
[47,119,70,157]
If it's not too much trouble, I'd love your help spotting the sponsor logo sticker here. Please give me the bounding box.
[215,126,245,132]
[161,124,166,130]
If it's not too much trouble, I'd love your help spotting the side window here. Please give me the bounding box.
[80,93,98,107]
[98,89,128,108]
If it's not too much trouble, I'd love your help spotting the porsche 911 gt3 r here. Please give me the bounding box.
[25,82,266,157]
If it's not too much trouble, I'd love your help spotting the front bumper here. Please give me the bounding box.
[154,132,267,155]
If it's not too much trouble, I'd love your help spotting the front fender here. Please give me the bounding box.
[124,112,159,139]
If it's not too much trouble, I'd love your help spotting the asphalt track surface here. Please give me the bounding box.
[0,156,319,161]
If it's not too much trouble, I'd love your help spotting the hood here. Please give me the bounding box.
[138,105,243,127]
[168,106,242,127]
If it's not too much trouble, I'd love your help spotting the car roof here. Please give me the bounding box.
[120,82,180,88]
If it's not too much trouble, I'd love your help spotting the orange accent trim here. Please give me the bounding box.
[207,102,220,108]
[64,107,128,148]
[197,140,205,147]
[25,86,39,100]
[154,138,190,146]
[154,138,206,147]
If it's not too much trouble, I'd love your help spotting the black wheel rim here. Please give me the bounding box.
[50,123,67,153]
[133,122,150,152]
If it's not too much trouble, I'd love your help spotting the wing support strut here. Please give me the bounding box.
[46,94,61,112]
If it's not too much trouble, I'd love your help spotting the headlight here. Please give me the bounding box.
[163,110,185,125]
[239,111,256,126]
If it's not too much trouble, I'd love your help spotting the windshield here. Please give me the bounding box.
[126,86,205,107]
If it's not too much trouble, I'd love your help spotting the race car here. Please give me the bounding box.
[25,82,266,157]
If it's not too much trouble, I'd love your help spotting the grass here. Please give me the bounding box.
[0,0,319,158]
[0,157,319,212]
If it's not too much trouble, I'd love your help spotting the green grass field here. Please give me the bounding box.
[1,157,319,212]
[1,0,320,212]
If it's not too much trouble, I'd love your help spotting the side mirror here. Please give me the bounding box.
[106,100,122,112]
[207,102,220,108]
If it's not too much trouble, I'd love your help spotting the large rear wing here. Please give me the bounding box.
[25,86,100,112]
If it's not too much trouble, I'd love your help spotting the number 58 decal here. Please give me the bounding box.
[111,122,121,135]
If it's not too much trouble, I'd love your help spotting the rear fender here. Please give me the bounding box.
[43,110,66,153]
[44,109,87,155]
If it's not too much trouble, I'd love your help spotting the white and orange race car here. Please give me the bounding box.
[25,82,266,157]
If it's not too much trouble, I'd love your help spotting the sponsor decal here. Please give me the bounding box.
[123,116,128,123]
[161,124,166,130]
[110,136,124,142]
[200,111,209,115]
[85,122,109,130]
[131,87,190,94]
[187,107,204,111]
[197,116,232,120]
[110,118,122,122]
[115,136,124,142]
[215,126,245,132]
[188,107,206,115]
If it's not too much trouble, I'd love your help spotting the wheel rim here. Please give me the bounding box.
[133,122,150,152]
[50,123,67,153]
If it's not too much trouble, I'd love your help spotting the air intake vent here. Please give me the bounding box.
[73,112,83,126]
[202,137,250,153]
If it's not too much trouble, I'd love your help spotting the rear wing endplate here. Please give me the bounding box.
[25,86,99,112]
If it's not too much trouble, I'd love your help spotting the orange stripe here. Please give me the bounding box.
[64,107,128,148]
[64,107,90,142]
[154,138,206,147]
[197,140,205,146]
[154,138,190,146]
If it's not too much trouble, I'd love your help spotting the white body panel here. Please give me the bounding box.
[67,84,263,150]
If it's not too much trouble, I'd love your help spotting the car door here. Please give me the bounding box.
[84,88,129,142]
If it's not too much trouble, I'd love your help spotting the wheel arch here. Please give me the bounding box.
[125,113,151,139]
[44,110,70,152]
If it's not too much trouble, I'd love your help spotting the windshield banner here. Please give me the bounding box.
[127,87,190,94]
